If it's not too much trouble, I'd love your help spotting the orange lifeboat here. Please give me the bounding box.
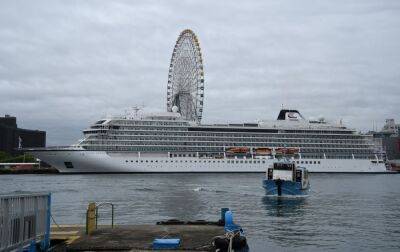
[226,147,250,154]
[255,147,272,155]
[275,148,299,155]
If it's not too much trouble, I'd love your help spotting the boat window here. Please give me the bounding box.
[136,160,138,163]
[318,161,321,164]
[125,160,128,163]
[314,161,317,164]
[301,161,304,164]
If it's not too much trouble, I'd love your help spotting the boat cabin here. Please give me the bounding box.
[266,161,309,189]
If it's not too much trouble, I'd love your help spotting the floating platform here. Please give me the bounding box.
[51,224,225,251]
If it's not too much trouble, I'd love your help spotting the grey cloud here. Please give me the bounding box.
[0,0,399,145]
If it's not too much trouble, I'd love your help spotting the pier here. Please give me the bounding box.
[51,224,225,251]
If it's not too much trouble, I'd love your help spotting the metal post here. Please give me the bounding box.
[41,193,51,251]
[111,205,114,228]
[95,208,98,229]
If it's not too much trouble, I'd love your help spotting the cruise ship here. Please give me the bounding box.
[27,109,387,173]
[26,29,387,173]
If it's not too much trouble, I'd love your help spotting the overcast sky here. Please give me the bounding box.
[0,0,399,145]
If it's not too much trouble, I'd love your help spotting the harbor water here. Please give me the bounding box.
[1,173,400,251]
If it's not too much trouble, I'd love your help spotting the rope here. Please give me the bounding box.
[225,231,235,252]
[51,213,61,229]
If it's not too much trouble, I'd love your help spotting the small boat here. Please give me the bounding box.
[262,159,310,196]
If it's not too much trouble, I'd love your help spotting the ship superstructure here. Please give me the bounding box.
[28,109,387,173]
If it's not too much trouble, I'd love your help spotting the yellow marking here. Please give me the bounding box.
[65,236,80,244]
[52,231,79,235]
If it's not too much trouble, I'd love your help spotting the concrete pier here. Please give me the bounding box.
[51,224,224,251]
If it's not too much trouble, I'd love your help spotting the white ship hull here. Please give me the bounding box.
[30,150,388,173]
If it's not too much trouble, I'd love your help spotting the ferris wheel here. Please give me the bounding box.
[167,29,205,123]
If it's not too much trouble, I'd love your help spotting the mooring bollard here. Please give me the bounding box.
[86,202,96,235]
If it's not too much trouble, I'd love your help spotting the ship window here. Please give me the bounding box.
[125,160,128,163]
[318,161,321,164]
[64,162,74,169]
[314,161,317,164]
[305,161,308,164]
[131,160,133,162]
[262,161,265,164]
[141,160,143,162]
[136,160,138,163]
[296,161,299,164]
[301,161,304,164]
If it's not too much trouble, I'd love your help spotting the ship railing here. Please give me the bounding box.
[23,146,84,151]
[0,193,51,251]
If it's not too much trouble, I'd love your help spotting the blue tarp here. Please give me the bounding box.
[152,238,180,249]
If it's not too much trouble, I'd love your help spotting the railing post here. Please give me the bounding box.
[111,204,114,228]
[41,193,51,251]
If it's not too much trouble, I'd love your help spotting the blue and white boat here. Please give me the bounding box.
[263,159,310,196]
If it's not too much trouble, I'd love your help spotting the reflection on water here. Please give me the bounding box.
[262,196,307,217]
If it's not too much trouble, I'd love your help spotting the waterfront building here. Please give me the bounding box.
[0,115,46,155]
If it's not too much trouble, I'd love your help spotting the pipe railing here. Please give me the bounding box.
[0,193,51,251]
